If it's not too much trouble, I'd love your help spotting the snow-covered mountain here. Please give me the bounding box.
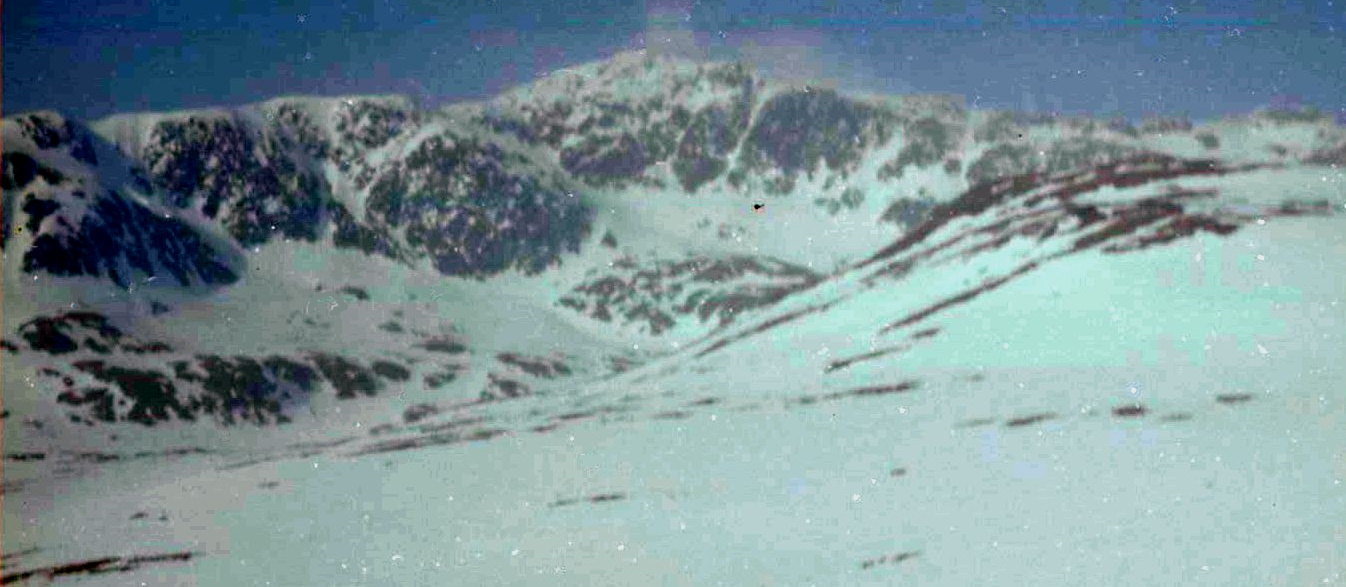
[2,51,1344,586]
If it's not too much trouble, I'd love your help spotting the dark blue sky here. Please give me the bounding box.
[5,0,1344,122]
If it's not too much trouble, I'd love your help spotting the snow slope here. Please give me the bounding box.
[3,51,1345,585]
[6,193,1343,586]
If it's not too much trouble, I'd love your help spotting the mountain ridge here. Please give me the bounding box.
[5,52,1344,440]
[7,52,1344,286]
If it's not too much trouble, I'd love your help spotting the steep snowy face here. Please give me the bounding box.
[289,96,422,191]
[105,96,423,250]
[364,129,591,277]
[471,53,960,198]
[77,95,595,280]
[733,87,902,193]
[134,113,332,247]
[474,53,760,190]
[2,112,240,290]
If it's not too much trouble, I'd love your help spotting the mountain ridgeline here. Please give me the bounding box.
[3,51,1344,430]
[6,52,1345,288]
